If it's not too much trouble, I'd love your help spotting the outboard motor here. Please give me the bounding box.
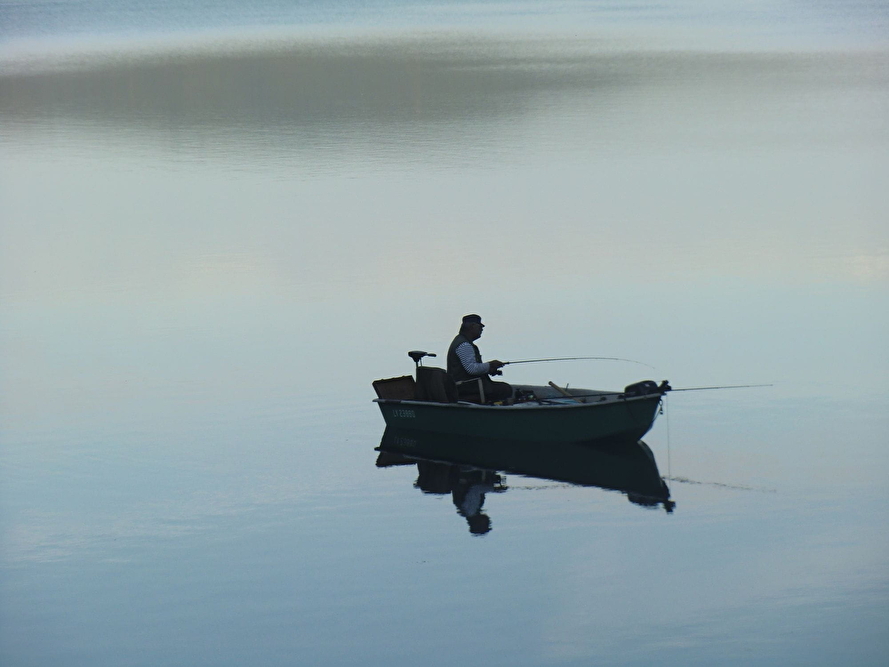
[622,380,671,397]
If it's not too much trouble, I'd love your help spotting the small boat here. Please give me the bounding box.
[372,351,671,444]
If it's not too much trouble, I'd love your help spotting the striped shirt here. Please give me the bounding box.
[455,341,489,376]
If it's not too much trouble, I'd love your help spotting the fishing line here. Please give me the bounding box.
[663,477,777,493]
[506,482,583,491]
[504,356,656,370]
[665,396,671,481]
[669,383,773,391]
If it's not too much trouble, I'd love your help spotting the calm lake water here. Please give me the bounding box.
[1,2,888,666]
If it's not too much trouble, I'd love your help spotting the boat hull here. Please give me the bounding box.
[374,391,662,443]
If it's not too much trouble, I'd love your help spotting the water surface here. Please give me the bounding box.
[1,2,888,665]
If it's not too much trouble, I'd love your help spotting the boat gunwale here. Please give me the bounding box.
[373,392,663,411]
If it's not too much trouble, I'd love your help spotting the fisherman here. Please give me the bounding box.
[447,314,513,403]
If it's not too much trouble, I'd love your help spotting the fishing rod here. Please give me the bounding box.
[525,382,772,403]
[668,384,773,392]
[503,356,656,370]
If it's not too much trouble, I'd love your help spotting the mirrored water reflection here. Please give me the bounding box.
[1,3,888,665]
[377,428,674,535]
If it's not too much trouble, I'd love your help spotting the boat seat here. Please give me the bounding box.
[455,377,486,404]
[415,367,458,403]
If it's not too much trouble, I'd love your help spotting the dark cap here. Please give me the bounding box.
[462,314,483,324]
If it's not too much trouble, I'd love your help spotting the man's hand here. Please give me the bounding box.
[488,360,505,376]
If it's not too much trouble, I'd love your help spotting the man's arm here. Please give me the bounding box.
[455,342,489,376]
[456,343,504,376]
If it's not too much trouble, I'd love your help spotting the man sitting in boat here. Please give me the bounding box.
[447,314,513,404]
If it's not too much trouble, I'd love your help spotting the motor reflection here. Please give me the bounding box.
[376,427,674,535]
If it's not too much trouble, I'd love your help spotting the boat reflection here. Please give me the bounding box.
[376,427,674,534]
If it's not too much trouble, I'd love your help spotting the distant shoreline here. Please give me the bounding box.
[3,21,888,77]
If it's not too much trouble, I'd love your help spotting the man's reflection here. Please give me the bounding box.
[376,431,675,536]
[415,461,506,535]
